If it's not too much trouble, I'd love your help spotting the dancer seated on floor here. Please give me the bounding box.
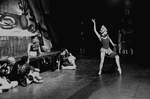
[92,19,122,75]
[0,57,18,93]
[58,49,77,70]
[15,56,43,87]
[27,35,44,58]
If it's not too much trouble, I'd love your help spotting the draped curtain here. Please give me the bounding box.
[27,0,55,47]
[27,0,47,31]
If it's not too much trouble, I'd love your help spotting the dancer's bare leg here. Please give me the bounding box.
[115,55,122,75]
[130,48,133,55]
[68,56,77,67]
[99,52,105,75]
[119,48,121,54]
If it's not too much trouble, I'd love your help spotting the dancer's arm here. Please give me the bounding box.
[92,19,101,40]
[27,43,31,55]
[38,45,44,55]
[108,35,116,46]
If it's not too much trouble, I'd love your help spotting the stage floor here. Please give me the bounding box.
[0,55,150,99]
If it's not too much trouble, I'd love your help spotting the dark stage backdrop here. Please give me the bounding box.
[45,0,128,55]
[133,1,150,64]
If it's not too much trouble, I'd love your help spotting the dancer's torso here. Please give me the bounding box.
[30,43,39,52]
[101,37,110,49]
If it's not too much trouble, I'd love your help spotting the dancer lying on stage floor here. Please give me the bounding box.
[92,19,122,75]
[58,49,77,70]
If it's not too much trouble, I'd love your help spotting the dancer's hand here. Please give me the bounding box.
[113,44,117,46]
[91,19,95,23]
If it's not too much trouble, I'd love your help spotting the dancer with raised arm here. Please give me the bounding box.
[91,19,122,75]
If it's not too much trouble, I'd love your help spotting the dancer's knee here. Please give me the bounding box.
[115,55,119,60]
[100,61,104,66]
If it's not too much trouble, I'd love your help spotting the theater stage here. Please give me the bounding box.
[0,55,150,99]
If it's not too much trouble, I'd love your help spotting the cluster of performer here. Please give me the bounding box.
[0,32,78,93]
[0,0,77,94]
[0,34,46,93]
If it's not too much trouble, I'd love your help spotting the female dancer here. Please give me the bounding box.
[27,35,43,58]
[58,49,76,70]
[91,19,122,75]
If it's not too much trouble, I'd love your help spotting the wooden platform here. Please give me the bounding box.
[29,51,60,72]
[0,51,60,72]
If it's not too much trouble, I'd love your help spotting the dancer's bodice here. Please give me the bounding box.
[101,37,110,49]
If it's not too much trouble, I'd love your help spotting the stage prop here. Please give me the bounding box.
[29,51,60,72]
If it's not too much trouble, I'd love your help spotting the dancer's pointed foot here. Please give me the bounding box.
[98,70,102,75]
[118,68,122,75]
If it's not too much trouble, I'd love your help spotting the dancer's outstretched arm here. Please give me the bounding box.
[91,19,101,41]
